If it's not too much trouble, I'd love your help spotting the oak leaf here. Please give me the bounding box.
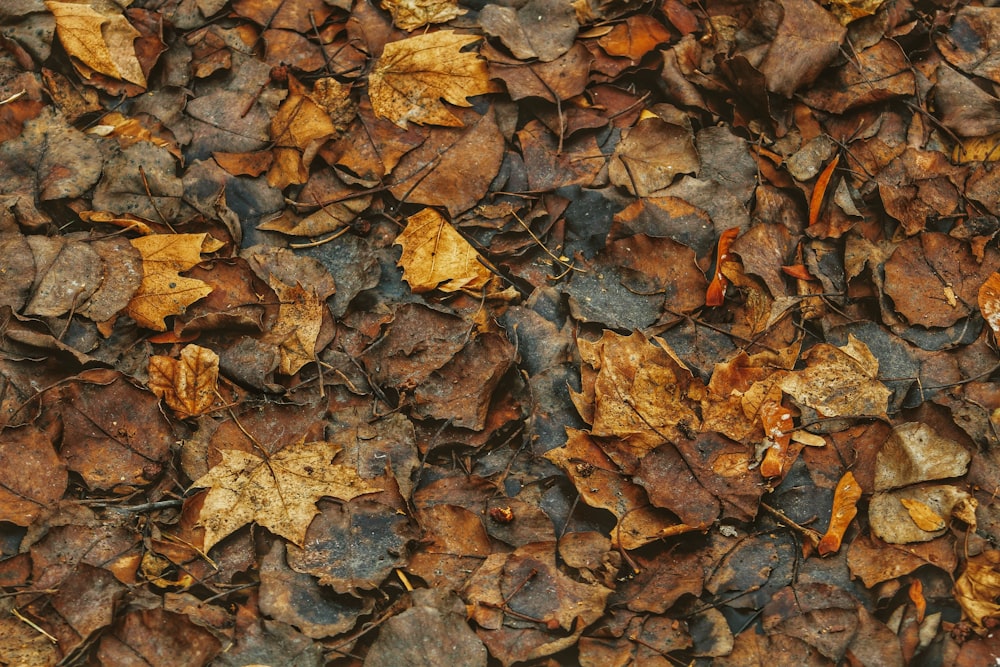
[191,440,380,553]
[395,208,492,293]
[369,31,500,128]
[46,0,146,87]
[147,344,220,419]
[127,233,221,331]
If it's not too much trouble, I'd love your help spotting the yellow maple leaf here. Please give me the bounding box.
[148,344,220,419]
[46,0,146,87]
[395,208,492,293]
[267,77,341,189]
[191,440,380,552]
[369,30,500,128]
[127,233,220,331]
[265,278,324,375]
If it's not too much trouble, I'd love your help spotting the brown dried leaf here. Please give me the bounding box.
[395,208,492,294]
[609,115,699,197]
[817,471,861,556]
[266,77,344,189]
[148,344,220,419]
[127,233,219,331]
[0,425,67,526]
[369,31,499,127]
[265,278,324,376]
[46,0,146,87]
[191,439,380,552]
[479,0,578,62]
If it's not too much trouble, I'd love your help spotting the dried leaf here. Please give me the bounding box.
[381,0,465,31]
[706,228,740,307]
[369,31,499,127]
[395,208,492,294]
[955,550,1000,629]
[148,344,220,419]
[127,233,219,331]
[191,439,380,552]
[909,578,926,623]
[808,154,840,227]
[817,471,861,556]
[899,498,946,532]
[265,278,324,376]
[979,272,1000,341]
[479,0,578,63]
[874,422,970,491]
[46,0,146,87]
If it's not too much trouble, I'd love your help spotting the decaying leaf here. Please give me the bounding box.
[46,0,147,87]
[955,550,1000,629]
[265,278,324,376]
[395,208,493,293]
[869,485,971,544]
[148,344,220,419]
[191,439,380,552]
[873,422,970,491]
[381,0,465,31]
[127,233,221,331]
[898,498,946,532]
[979,272,1000,341]
[369,31,500,127]
[817,471,861,556]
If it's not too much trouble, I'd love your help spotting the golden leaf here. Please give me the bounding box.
[381,0,466,31]
[190,440,380,552]
[955,550,1000,628]
[395,208,492,293]
[127,234,218,331]
[267,77,340,189]
[369,30,499,128]
[46,0,146,86]
[148,344,220,419]
[899,497,947,532]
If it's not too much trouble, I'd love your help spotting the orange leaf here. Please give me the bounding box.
[909,578,926,623]
[781,264,814,281]
[808,154,840,227]
[148,344,220,419]
[817,471,861,556]
[127,233,219,331]
[705,227,740,307]
[758,400,795,479]
[395,208,493,294]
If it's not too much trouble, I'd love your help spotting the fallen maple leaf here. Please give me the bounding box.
[127,233,221,331]
[395,208,493,293]
[267,76,344,188]
[46,0,147,87]
[148,344,220,419]
[817,471,861,556]
[368,30,500,127]
[265,278,324,375]
[191,440,380,552]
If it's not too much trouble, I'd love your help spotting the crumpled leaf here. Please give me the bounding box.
[817,471,861,556]
[479,0,578,63]
[873,422,971,491]
[826,0,887,25]
[869,485,972,544]
[608,114,699,197]
[46,0,146,87]
[265,278,325,376]
[955,550,1000,629]
[147,344,220,419]
[381,0,465,31]
[979,272,1000,342]
[395,208,492,293]
[191,439,380,552]
[779,335,890,420]
[369,31,500,128]
[127,233,221,331]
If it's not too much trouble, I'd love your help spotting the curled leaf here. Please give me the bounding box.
[817,471,861,556]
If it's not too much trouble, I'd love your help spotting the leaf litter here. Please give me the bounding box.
[2,0,1000,665]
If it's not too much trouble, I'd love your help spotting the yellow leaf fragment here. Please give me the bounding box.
[127,233,215,331]
[46,0,146,86]
[817,471,861,556]
[148,344,220,419]
[395,208,492,293]
[955,550,1000,629]
[978,272,1000,341]
[899,497,947,532]
[369,30,500,127]
[191,440,381,553]
[826,0,886,25]
[381,0,466,31]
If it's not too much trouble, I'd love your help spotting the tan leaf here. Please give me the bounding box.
[148,344,220,419]
[779,334,890,419]
[817,471,862,556]
[191,440,380,552]
[265,278,323,375]
[395,208,492,294]
[381,0,465,31]
[369,30,500,128]
[127,234,219,331]
[46,0,146,87]
[979,272,1000,340]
